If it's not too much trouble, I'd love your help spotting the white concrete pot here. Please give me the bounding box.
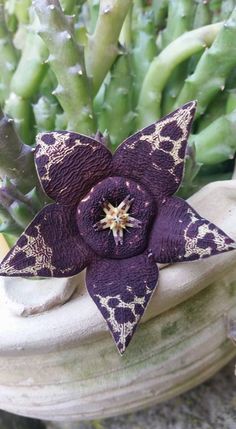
[0,180,236,421]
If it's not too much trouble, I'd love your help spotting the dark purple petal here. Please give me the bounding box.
[35,131,113,205]
[86,254,159,354]
[149,196,236,263]
[77,176,155,259]
[113,102,196,201]
[0,204,94,277]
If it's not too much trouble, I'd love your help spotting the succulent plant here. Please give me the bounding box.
[0,0,236,417]
[1,101,236,355]
[0,0,235,245]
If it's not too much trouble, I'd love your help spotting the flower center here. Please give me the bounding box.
[77,176,155,259]
[94,195,142,246]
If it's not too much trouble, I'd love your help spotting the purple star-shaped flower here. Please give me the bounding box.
[0,101,235,354]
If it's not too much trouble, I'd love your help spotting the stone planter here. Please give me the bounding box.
[0,180,236,421]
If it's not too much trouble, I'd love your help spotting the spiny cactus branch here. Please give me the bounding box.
[85,0,133,95]
[4,92,34,145]
[34,0,96,134]
[10,15,49,99]
[33,95,59,131]
[98,53,135,149]
[190,109,236,165]
[162,0,196,48]
[193,0,212,29]
[153,0,168,29]
[175,7,236,116]
[0,3,18,103]
[0,108,38,192]
[0,179,37,230]
[131,1,156,105]
[137,22,222,127]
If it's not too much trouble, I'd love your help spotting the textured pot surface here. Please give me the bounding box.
[0,180,236,420]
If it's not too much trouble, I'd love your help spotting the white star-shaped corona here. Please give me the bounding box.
[94,195,142,245]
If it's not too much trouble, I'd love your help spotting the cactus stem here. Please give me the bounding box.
[137,22,222,127]
[175,8,236,116]
[34,0,95,135]
[85,0,132,95]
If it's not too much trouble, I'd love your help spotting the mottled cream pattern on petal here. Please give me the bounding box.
[140,103,194,185]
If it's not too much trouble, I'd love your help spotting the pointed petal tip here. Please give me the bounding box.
[229,241,236,250]
[86,255,158,356]
[178,100,197,117]
[116,343,126,356]
[114,335,132,356]
[118,347,126,356]
[182,100,197,109]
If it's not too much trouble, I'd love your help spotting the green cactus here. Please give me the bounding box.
[10,15,48,99]
[153,0,168,29]
[0,3,18,103]
[193,1,212,29]
[86,0,100,33]
[162,0,196,48]
[197,90,228,131]
[34,0,95,135]
[190,109,236,164]
[0,0,235,240]
[175,8,236,116]
[98,52,135,149]
[0,108,39,192]
[85,0,133,94]
[14,0,31,24]
[0,178,38,231]
[137,22,222,127]
[4,92,34,145]
[60,0,76,15]
[33,95,58,131]
[131,1,156,105]
[226,89,236,112]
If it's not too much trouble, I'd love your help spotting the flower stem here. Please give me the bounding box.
[137,22,222,127]
[34,0,96,134]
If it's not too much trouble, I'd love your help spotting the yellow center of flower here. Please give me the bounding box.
[94,195,142,245]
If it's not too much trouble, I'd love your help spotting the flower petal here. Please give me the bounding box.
[149,196,236,263]
[113,102,196,201]
[86,254,159,354]
[35,131,113,205]
[0,204,94,277]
